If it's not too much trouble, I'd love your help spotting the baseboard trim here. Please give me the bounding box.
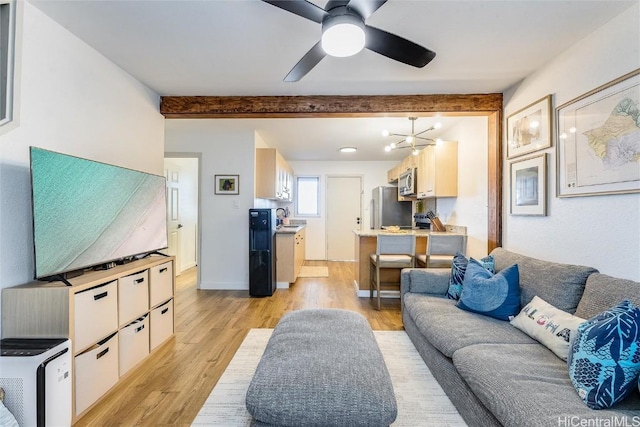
[276,281,289,289]
[356,289,400,299]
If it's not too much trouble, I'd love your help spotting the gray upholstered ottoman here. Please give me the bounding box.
[246,309,397,427]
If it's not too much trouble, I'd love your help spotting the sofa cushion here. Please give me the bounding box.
[575,273,640,319]
[403,293,536,358]
[490,247,597,314]
[510,295,586,360]
[447,252,495,300]
[453,344,640,427]
[457,261,520,321]
[568,300,640,409]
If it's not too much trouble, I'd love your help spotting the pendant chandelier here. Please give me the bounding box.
[383,117,442,156]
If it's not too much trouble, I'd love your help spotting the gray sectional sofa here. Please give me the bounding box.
[401,247,640,427]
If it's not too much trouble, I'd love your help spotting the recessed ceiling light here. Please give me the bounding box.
[340,147,357,153]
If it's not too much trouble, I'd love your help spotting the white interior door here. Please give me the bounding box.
[326,176,362,261]
[164,160,182,274]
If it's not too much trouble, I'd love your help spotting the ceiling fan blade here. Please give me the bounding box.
[347,0,387,19]
[261,0,328,23]
[364,25,436,68]
[284,41,327,82]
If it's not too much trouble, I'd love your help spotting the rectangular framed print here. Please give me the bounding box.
[214,174,239,195]
[507,95,552,159]
[556,69,640,197]
[510,153,547,216]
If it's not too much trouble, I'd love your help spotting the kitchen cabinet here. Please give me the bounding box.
[417,141,458,198]
[256,148,294,201]
[276,227,306,283]
[387,164,399,183]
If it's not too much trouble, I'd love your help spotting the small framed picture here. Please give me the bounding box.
[214,174,239,195]
[510,153,547,216]
[507,95,552,159]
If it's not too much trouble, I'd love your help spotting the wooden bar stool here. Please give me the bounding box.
[417,233,467,268]
[370,234,416,310]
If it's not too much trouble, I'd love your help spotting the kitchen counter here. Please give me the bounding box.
[353,227,466,297]
[353,228,431,237]
[276,224,306,234]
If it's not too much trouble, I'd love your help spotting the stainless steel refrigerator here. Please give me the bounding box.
[249,208,276,296]
[370,186,412,229]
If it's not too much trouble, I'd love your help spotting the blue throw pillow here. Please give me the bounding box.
[567,300,640,410]
[447,253,495,300]
[456,259,520,320]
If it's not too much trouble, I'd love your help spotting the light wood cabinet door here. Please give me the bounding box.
[256,148,294,201]
[276,228,306,283]
[417,141,458,198]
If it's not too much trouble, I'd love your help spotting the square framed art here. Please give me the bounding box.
[214,174,239,195]
[510,153,547,216]
[507,95,552,159]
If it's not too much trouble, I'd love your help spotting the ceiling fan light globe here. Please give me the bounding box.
[321,14,365,57]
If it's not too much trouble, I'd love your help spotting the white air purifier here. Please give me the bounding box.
[0,338,72,427]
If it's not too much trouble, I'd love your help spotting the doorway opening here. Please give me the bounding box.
[164,153,201,288]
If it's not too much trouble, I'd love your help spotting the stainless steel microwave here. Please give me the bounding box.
[399,168,417,196]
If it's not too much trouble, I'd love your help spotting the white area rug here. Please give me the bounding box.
[297,266,329,278]
[192,329,467,426]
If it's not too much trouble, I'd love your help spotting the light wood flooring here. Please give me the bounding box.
[75,261,402,426]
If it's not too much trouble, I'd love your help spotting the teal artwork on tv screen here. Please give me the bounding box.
[30,147,168,278]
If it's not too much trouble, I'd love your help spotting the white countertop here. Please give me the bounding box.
[276,224,305,234]
[353,228,432,237]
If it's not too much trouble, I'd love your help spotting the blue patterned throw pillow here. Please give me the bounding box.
[456,259,520,320]
[568,300,640,410]
[447,253,495,300]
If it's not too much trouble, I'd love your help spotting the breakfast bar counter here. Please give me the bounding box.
[353,227,467,296]
[353,229,430,295]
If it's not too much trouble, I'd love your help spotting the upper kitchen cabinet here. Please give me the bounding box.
[416,141,458,198]
[387,154,418,184]
[256,148,294,201]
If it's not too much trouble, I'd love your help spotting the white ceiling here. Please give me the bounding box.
[31,0,636,161]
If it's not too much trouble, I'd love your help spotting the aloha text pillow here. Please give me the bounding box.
[510,296,585,360]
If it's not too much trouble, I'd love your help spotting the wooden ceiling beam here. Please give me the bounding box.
[159,93,503,251]
[160,94,502,118]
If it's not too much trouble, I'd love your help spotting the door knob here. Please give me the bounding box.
[177,224,183,229]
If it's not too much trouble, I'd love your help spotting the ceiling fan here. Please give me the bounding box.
[261,0,436,82]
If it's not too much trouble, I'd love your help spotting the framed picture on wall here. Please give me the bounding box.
[556,69,640,197]
[507,95,552,159]
[510,153,547,216]
[214,174,239,195]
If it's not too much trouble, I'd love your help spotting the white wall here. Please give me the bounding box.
[165,120,256,290]
[0,3,164,330]
[503,3,640,281]
[435,117,489,259]
[288,161,397,260]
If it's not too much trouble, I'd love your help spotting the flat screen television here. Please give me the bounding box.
[30,147,168,280]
